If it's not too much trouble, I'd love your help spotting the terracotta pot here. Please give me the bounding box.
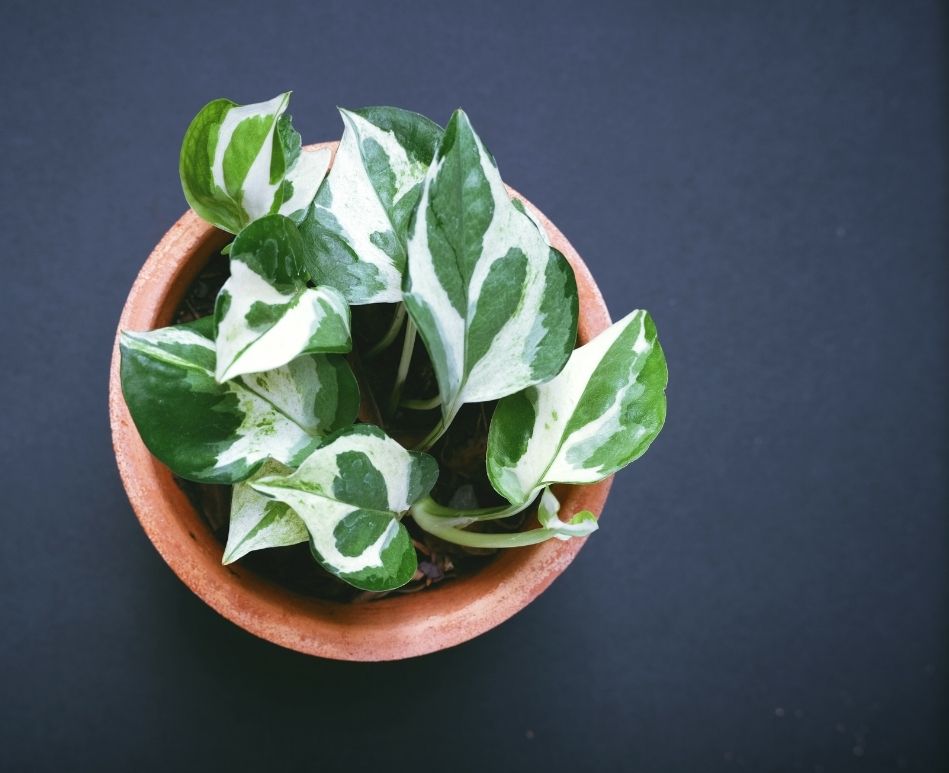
[109,142,614,661]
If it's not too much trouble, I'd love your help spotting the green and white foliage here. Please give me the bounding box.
[535,488,598,541]
[121,95,671,587]
[223,460,308,564]
[487,310,667,505]
[251,425,438,591]
[180,93,330,234]
[298,107,443,304]
[120,317,359,484]
[403,110,579,426]
[213,214,352,382]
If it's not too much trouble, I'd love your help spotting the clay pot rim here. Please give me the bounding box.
[109,141,613,661]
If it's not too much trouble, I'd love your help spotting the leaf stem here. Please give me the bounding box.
[411,495,533,524]
[402,394,442,410]
[365,303,406,359]
[414,412,451,452]
[411,505,561,548]
[387,318,417,416]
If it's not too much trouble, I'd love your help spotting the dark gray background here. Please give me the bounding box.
[1,1,946,771]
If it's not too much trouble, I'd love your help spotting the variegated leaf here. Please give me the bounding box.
[180,92,331,234]
[487,310,667,505]
[213,214,352,382]
[251,424,438,591]
[404,110,579,427]
[535,488,598,541]
[298,107,443,304]
[119,317,359,484]
[223,460,308,564]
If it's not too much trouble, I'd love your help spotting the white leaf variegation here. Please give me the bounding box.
[213,214,351,382]
[278,143,333,220]
[298,106,443,304]
[487,310,668,505]
[223,460,309,564]
[251,425,439,591]
[180,92,330,234]
[119,317,359,484]
[404,110,579,428]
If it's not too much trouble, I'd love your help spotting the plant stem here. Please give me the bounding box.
[401,394,442,411]
[411,495,532,524]
[365,303,406,359]
[411,506,560,548]
[414,413,451,452]
[387,318,417,416]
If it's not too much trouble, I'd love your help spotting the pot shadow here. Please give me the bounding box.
[123,516,594,770]
[137,558,499,708]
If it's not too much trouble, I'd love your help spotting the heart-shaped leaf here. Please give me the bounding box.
[222,460,309,564]
[213,214,352,382]
[487,310,667,505]
[403,110,579,428]
[298,107,443,304]
[251,424,438,591]
[180,92,330,234]
[119,317,359,483]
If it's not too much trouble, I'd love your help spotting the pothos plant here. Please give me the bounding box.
[120,93,668,593]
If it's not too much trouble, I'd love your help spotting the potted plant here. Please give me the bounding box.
[109,93,668,660]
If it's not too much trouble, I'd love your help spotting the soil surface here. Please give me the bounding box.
[172,248,525,602]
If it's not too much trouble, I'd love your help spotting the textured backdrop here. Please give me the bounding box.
[1,1,946,770]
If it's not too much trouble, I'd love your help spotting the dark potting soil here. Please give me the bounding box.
[172,248,526,603]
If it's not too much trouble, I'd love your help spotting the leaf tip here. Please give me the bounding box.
[445,108,473,136]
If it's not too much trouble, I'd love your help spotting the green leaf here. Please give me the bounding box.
[403,110,579,429]
[119,318,359,484]
[223,460,309,564]
[213,214,352,382]
[487,310,667,505]
[179,93,330,234]
[251,424,439,591]
[298,106,443,304]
